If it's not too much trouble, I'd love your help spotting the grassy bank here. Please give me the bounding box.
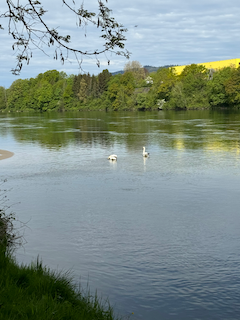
[0,199,121,320]
[0,253,119,320]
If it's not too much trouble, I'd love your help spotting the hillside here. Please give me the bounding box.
[111,65,176,75]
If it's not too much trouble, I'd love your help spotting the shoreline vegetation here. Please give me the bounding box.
[0,187,123,320]
[0,255,122,320]
[1,62,240,112]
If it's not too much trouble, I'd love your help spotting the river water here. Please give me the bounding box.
[1,110,240,320]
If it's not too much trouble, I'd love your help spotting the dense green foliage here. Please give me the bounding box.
[1,64,240,111]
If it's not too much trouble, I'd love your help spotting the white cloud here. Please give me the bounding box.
[1,0,240,87]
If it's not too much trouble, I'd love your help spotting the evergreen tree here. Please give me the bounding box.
[98,70,112,95]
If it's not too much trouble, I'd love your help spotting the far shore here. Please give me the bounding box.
[0,150,14,160]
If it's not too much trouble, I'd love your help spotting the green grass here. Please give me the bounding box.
[0,190,125,320]
[0,253,121,320]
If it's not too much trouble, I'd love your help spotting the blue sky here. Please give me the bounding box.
[1,0,240,88]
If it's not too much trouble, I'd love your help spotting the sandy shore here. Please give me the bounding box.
[0,149,14,160]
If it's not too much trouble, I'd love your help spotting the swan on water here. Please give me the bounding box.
[108,154,117,161]
[142,147,149,157]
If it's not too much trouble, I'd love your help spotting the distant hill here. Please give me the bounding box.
[144,65,160,73]
[111,70,124,76]
[111,65,176,76]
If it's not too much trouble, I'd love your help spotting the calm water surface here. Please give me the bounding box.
[1,110,240,320]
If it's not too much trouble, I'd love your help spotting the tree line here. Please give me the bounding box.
[1,61,240,112]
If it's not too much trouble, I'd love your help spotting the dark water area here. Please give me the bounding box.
[1,110,240,319]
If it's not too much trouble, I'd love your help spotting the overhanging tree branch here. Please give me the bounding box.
[0,0,130,74]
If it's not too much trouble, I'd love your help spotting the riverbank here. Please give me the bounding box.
[0,253,120,320]
[0,207,120,320]
[0,149,14,160]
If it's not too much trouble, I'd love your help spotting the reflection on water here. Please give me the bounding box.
[0,110,240,155]
[1,110,240,320]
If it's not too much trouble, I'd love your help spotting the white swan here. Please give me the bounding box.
[142,147,149,157]
[108,154,117,161]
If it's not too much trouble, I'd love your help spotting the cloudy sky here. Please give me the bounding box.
[1,0,240,88]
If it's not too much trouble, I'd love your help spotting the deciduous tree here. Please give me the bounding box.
[0,0,129,74]
[124,61,146,86]
[167,64,209,109]
[224,67,240,107]
[207,67,233,107]
[0,87,7,109]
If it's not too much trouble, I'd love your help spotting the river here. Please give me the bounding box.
[1,110,240,320]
